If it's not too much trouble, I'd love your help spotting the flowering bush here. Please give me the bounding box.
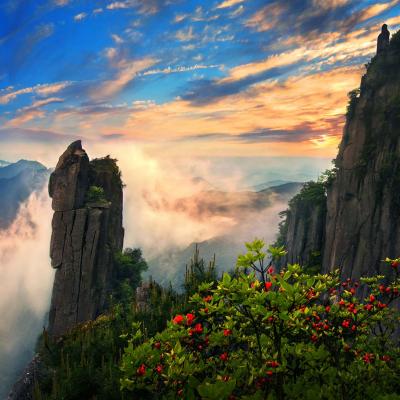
[120,240,400,400]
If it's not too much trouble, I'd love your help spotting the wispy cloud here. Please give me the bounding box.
[216,0,245,9]
[175,26,196,41]
[141,64,220,76]
[74,12,87,21]
[0,82,70,104]
[93,57,158,99]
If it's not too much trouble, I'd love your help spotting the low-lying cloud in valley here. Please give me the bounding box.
[0,189,54,398]
[0,143,328,395]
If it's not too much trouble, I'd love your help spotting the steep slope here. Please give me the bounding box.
[276,30,400,278]
[323,31,400,277]
[0,160,49,228]
[275,181,327,272]
[48,141,124,336]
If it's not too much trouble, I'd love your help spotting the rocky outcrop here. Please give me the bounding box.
[277,30,400,279]
[323,32,400,278]
[48,141,124,336]
[276,182,326,271]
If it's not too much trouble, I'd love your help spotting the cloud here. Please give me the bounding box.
[54,0,69,5]
[92,57,158,99]
[141,64,220,76]
[111,33,124,44]
[7,97,64,126]
[216,0,245,9]
[0,127,74,143]
[175,26,196,41]
[74,12,87,21]
[245,3,284,32]
[106,0,170,14]
[107,1,129,10]
[0,82,70,104]
[0,191,53,399]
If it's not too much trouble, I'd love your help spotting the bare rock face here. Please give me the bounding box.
[323,37,400,278]
[279,201,326,269]
[48,143,124,336]
[48,140,89,211]
[276,30,400,279]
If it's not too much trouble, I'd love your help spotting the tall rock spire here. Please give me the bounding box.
[47,141,124,336]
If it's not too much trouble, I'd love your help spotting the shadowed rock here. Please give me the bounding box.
[48,142,124,337]
[377,24,390,54]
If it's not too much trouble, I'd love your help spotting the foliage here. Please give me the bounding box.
[112,248,148,305]
[346,88,360,119]
[35,246,217,400]
[121,240,400,400]
[86,185,107,204]
[184,244,217,299]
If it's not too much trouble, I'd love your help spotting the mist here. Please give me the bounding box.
[0,143,327,396]
[0,189,54,398]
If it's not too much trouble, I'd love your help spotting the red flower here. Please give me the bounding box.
[203,295,213,302]
[137,364,146,376]
[310,334,318,342]
[220,352,229,362]
[363,353,374,364]
[323,324,330,331]
[342,320,350,328]
[194,323,203,334]
[222,375,230,382]
[173,315,184,325]
[369,294,375,303]
[350,288,356,295]
[385,287,391,294]
[155,364,163,374]
[267,266,275,275]
[339,299,346,307]
[377,302,387,309]
[379,285,385,293]
[381,355,391,362]
[364,304,373,311]
[351,325,357,332]
[267,361,279,368]
[266,370,273,376]
[186,313,195,325]
[223,329,232,336]
[265,282,273,291]
[154,342,161,349]
[325,305,331,313]
[391,260,399,269]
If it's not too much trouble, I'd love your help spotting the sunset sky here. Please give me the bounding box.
[1,0,400,163]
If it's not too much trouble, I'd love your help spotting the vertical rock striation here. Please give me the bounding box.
[48,141,124,336]
[277,30,400,279]
[323,32,400,278]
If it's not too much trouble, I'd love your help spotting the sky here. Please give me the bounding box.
[0,0,400,164]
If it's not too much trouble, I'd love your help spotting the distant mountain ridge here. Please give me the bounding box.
[0,159,49,229]
[0,160,11,168]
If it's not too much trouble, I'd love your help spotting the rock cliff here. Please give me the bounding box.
[277,30,400,278]
[323,31,400,278]
[275,182,326,273]
[48,141,124,336]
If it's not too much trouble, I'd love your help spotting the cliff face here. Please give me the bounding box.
[323,34,400,277]
[48,141,124,336]
[278,32,400,278]
[276,182,326,272]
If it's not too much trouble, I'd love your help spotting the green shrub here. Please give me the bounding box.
[86,185,107,203]
[121,240,400,400]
